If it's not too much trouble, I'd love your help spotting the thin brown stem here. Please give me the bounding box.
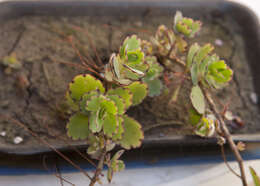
[42,156,75,186]
[143,120,183,132]
[89,148,107,186]
[202,88,247,186]
[220,145,241,178]
[0,115,92,180]
[41,119,97,168]
[71,25,103,67]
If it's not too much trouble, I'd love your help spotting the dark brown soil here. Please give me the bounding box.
[0,13,259,153]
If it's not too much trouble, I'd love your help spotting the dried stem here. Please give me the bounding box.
[89,148,107,186]
[201,88,247,186]
[42,155,75,186]
[0,115,92,181]
[220,145,241,178]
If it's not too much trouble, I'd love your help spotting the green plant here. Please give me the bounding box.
[250,167,260,186]
[66,35,147,185]
[1,53,22,74]
[64,11,247,186]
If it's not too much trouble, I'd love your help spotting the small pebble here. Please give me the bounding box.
[0,131,6,137]
[250,92,258,104]
[215,39,223,46]
[134,21,143,27]
[13,136,23,144]
[159,133,165,137]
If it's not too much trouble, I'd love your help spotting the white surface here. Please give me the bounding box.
[0,160,258,186]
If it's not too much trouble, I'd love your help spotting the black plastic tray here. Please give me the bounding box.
[0,0,260,155]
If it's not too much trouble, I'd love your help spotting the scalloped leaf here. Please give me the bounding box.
[69,74,105,101]
[112,116,124,140]
[190,85,205,114]
[103,114,118,138]
[126,82,147,106]
[123,35,141,52]
[65,91,79,112]
[143,57,163,81]
[119,115,144,149]
[67,113,90,140]
[107,88,133,109]
[79,91,99,114]
[107,95,126,115]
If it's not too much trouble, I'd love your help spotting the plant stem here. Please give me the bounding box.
[202,88,247,186]
[89,148,107,186]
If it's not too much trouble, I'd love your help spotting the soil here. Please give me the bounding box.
[0,12,259,153]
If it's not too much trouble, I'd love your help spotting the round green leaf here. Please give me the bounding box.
[103,114,118,138]
[107,88,133,109]
[67,113,90,140]
[69,74,105,101]
[126,82,148,106]
[107,95,126,115]
[119,115,144,149]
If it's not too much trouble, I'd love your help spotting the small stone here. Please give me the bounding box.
[250,92,258,104]
[134,21,143,27]
[0,131,6,137]
[159,133,165,137]
[13,136,23,144]
[215,39,223,46]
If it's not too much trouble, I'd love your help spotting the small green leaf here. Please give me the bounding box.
[144,78,163,97]
[67,113,90,140]
[2,53,22,69]
[89,110,103,133]
[194,44,214,65]
[174,11,183,29]
[107,88,133,109]
[69,75,105,101]
[189,108,202,126]
[195,116,215,137]
[123,35,141,52]
[119,115,144,149]
[191,62,199,85]
[127,82,148,106]
[250,167,260,186]
[112,116,124,140]
[65,92,79,112]
[107,95,126,115]
[103,114,118,138]
[187,43,200,69]
[190,85,205,114]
